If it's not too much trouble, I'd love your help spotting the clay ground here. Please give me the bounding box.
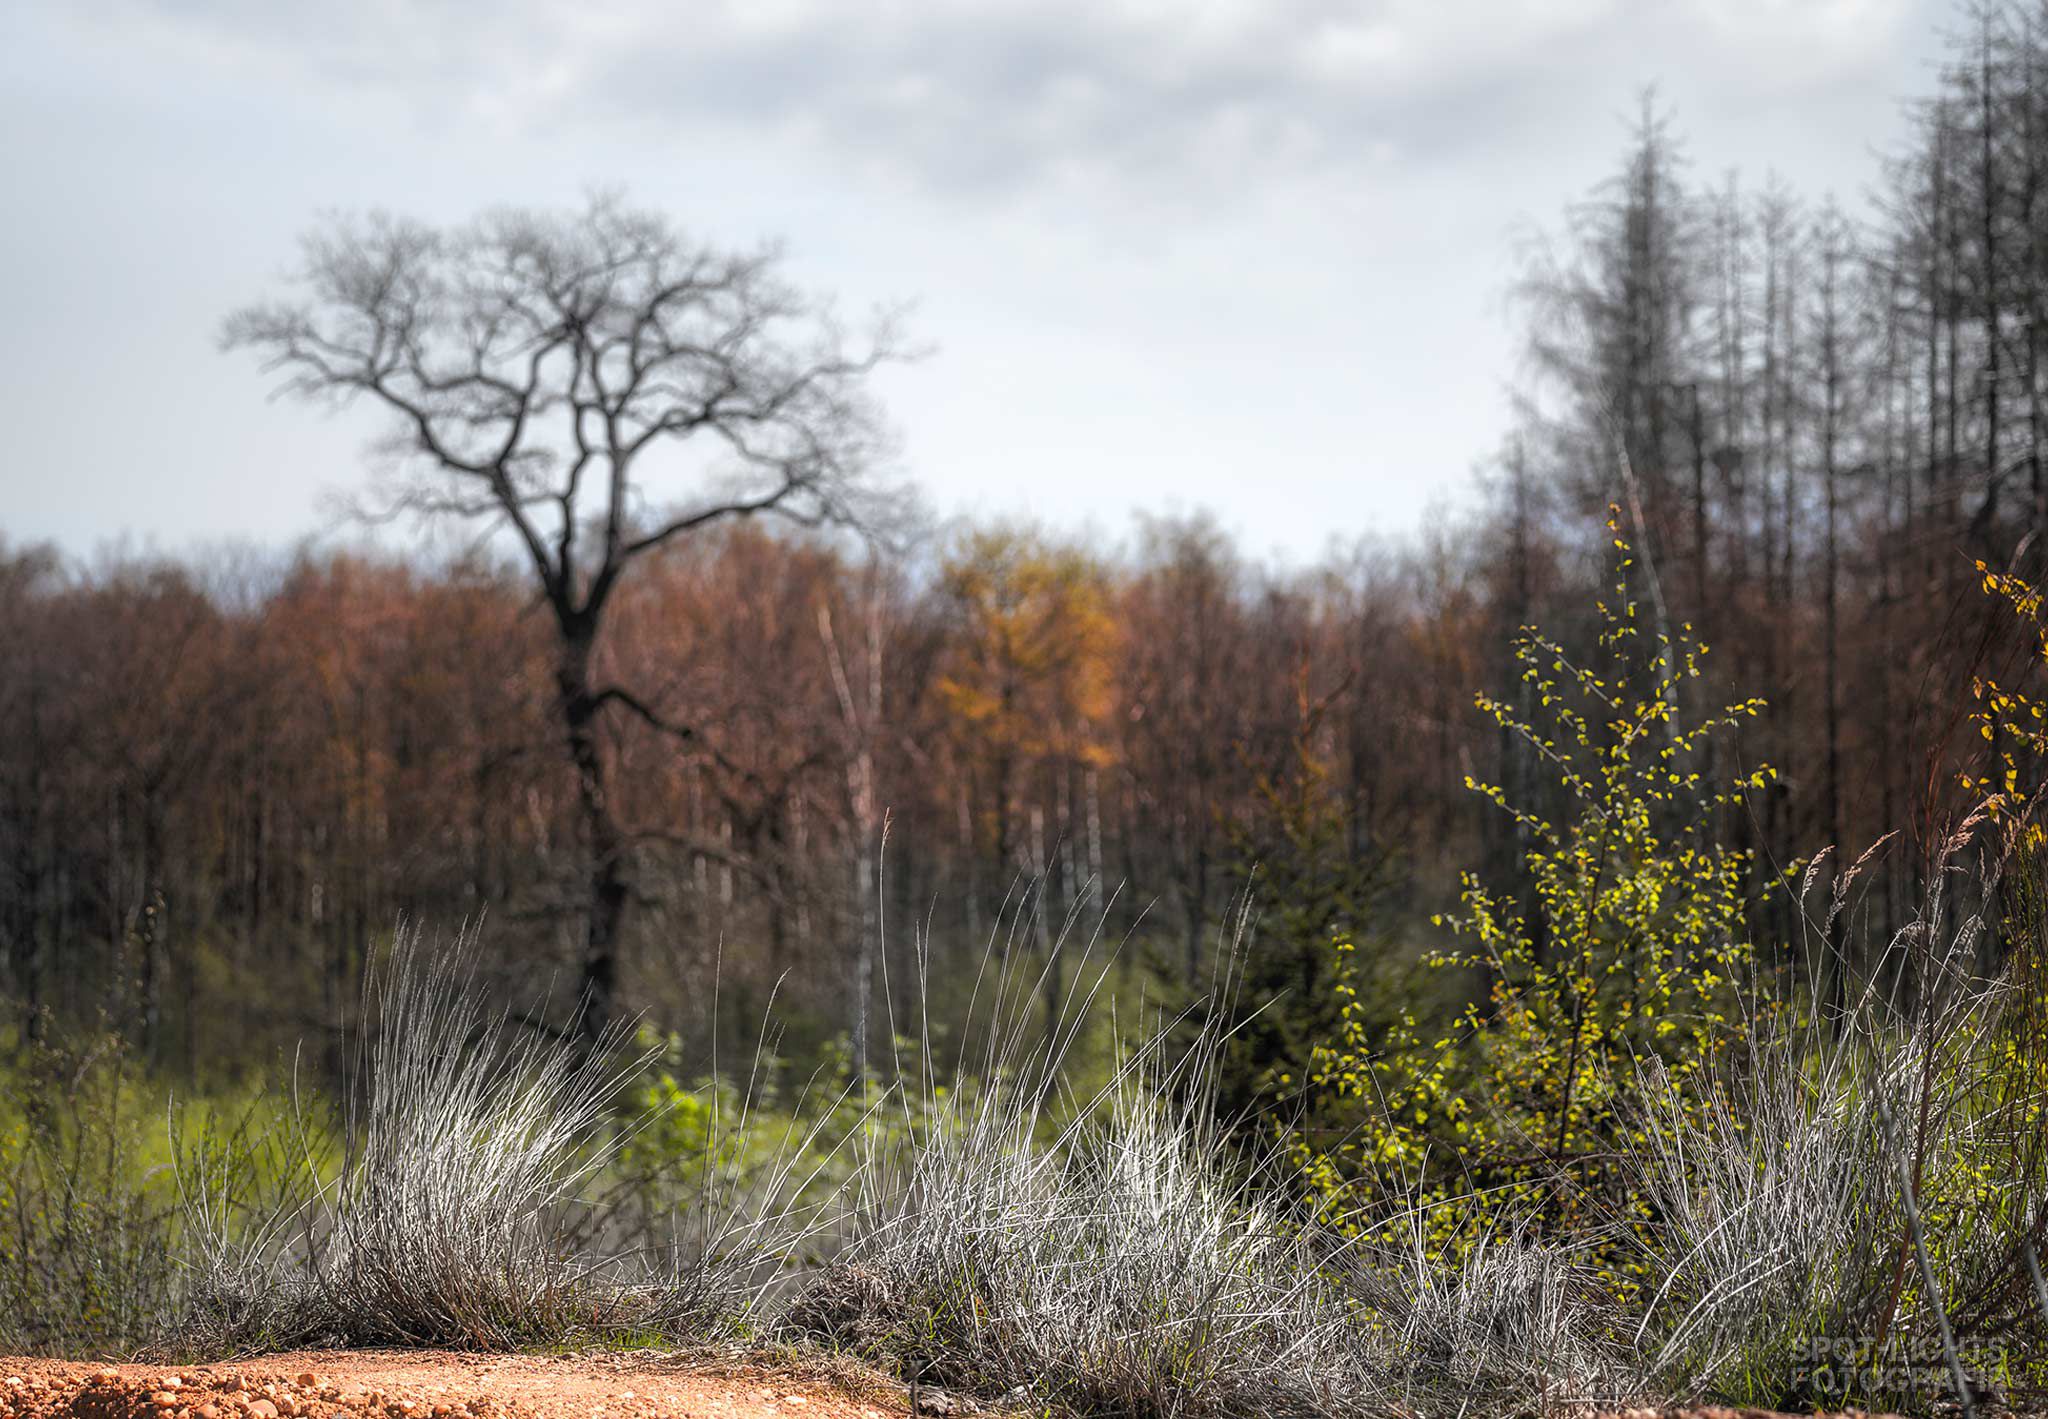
[0,1353,926,1419]
[0,1354,1921,1419]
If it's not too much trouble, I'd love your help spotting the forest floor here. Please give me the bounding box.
[0,1353,1929,1419]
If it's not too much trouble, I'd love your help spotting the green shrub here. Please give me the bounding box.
[0,1026,179,1354]
[1294,513,1769,1293]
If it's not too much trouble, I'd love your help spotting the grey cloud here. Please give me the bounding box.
[86,0,1926,207]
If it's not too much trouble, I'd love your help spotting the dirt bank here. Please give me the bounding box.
[0,1353,912,1419]
[0,1354,1925,1419]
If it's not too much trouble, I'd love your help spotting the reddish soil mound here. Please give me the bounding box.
[0,1353,908,1419]
[0,1355,1923,1419]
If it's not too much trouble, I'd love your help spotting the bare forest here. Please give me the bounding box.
[6,4,2048,1417]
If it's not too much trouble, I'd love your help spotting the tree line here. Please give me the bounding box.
[0,515,1500,1079]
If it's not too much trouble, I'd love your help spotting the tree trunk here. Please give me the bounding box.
[559,629,628,1051]
[1822,249,1845,1021]
[851,823,876,1088]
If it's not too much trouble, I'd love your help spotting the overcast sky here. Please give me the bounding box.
[2,0,1953,566]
